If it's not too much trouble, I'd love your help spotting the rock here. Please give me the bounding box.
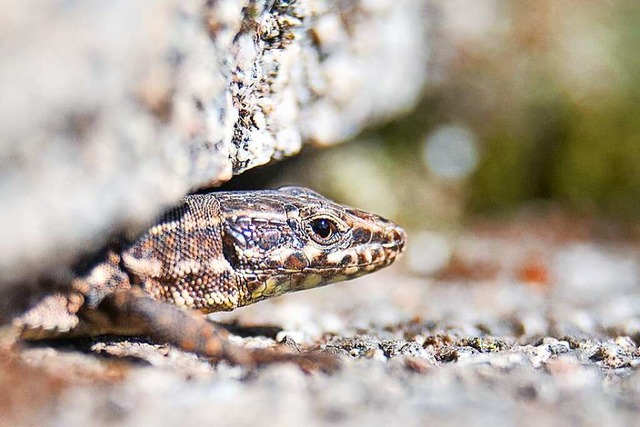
[0,0,430,286]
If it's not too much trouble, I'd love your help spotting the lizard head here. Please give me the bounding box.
[218,186,406,305]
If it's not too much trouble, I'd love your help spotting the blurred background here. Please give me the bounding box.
[213,1,640,316]
[4,0,639,287]
[227,0,640,229]
[4,2,640,425]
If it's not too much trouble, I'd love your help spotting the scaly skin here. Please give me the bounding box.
[14,187,406,368]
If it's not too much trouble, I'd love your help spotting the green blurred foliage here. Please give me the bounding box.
[238,0,640,227]
[553,6,640,217]
[465,1,640,218]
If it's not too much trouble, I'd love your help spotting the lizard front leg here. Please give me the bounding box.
[93,288,339,373]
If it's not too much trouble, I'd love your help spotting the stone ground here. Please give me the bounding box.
[3,214,640,427]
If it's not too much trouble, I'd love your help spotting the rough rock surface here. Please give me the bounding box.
[0,0,428,285]
[3,218,640,426]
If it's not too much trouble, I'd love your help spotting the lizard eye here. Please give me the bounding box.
[311,218,334,238]
[307,217,340,244]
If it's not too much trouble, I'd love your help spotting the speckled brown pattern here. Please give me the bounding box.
[12,187,405,367]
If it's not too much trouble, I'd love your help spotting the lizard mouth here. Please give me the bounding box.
[238,226,405,276]
[238,251,401,275]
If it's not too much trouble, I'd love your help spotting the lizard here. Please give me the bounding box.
[8,186,406,369]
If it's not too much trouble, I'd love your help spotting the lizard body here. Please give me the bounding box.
[13,187,405,367]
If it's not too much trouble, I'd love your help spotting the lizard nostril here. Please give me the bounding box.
[385,226,407,251]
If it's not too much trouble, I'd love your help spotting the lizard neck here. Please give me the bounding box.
[122,195,247,313]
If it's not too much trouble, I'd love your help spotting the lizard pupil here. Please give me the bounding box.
[311,218,334,239]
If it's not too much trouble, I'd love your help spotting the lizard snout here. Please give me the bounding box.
[382,224,407,253]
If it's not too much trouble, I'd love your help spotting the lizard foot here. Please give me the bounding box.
[98,289,340,374]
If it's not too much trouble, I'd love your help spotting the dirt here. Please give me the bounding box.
[3,218,640,427]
